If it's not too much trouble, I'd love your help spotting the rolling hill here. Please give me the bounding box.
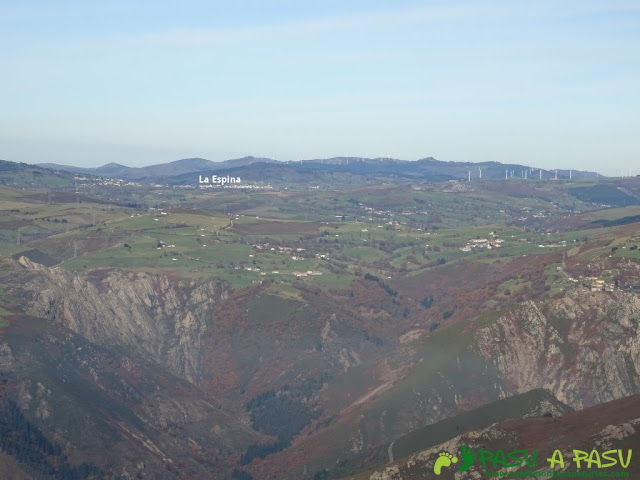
[35,156,601,184]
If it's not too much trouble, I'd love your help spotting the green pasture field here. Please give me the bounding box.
[3,179,639,298]
[586,205,640,221]
[304,272,354,289]
[342,246,388,262]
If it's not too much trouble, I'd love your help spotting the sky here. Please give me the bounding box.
[0,0,638,176]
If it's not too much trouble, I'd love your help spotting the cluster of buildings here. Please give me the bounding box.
[538,240,567,248]
[74,176,141,187]
[292,271,323,277]
[357,203,399,222]
[582,276,616,292]
[459,236,505,252]
[251,244,307,257]
[243,266,322,277]
[245,243,328,277]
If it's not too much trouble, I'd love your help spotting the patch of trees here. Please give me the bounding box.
[163,223,188,229]
[0,399,103,479]
[241,437,290,464]
[249,395,318,440]
[377,240,396,253]
[421,296,434,308]
[381,282,397,297]
[364,333,384,347]
[406,254,420,265]
[232,468,254,479]
[242,378,326,464]
[245,390,275,410]
[442,240,463,248]
[363,273,396,296]
[294,373,331,399]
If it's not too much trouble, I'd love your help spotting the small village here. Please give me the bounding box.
[459,232,505,252]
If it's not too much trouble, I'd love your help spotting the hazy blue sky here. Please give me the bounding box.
[1,0,638,175]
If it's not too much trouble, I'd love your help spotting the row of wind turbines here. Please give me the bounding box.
[466,166,632,181]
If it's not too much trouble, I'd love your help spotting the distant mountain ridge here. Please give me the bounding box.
[37,156,601,183]
[37,156,277,180]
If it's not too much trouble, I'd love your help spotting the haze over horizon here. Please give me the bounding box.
[1,0,638,177]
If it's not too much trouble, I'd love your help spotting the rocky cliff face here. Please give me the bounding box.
[17,257,229,384]
[1,258,264,479]
[474,292,640,409]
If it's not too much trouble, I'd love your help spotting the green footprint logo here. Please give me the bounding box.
[433,451,458,475]
[459,445,476,472]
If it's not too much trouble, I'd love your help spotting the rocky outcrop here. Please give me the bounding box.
[18,262,229,384]
[475,292,640,409]
[320,314,362,372]
[0,342,14,371]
